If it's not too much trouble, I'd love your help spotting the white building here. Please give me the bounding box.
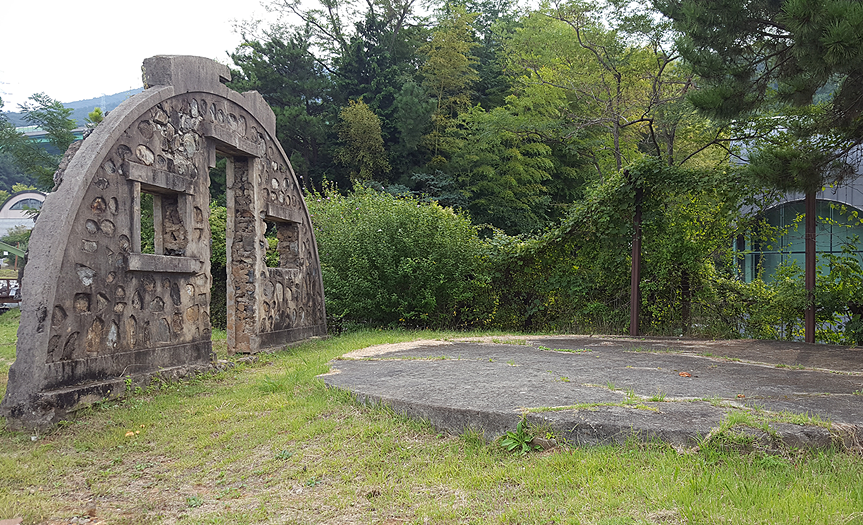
[0,190,46,239]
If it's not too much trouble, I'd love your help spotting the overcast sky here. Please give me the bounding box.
[0,0,283,110]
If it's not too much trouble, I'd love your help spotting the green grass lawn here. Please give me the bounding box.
[0,308,19,397]
[1,314,862,524]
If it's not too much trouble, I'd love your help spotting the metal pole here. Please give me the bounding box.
[630,186,643,337]
[805,191,816,344]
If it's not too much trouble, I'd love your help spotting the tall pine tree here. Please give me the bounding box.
[658,0,863,191]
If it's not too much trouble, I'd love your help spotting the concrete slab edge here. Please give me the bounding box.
[326,383,862,454]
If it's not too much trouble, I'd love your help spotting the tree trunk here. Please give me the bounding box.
[681,269,690,335]
[630,181,642,336]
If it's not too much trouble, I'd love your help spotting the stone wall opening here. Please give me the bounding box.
[264,219,280,268]
[138,192,156,254]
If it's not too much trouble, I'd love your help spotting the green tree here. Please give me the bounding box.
[230,29,337,187]
[0,152,36,193]
[0,94,77,190]
[391,80,436,172]
[506,0,725,178]
[333,11,427,143]
[19,93,76,155]
[657,0,863,192]
[421,5,480,158]
[336,99,391,181]
[464,0,523,109]
[85,107,104,134]
[657,0,863,343]
[0,98,49,190]
[447,105,557,233]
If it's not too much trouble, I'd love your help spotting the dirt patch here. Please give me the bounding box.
[450,335,535,344]
[340,340,452,359]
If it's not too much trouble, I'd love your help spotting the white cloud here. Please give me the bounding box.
[0,0,279,109]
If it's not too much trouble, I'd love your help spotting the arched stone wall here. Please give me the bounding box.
[1,56,326,429]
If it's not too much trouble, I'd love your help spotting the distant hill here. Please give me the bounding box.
[2,87,144,127]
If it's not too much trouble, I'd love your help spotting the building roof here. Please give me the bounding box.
[0,190,46,220]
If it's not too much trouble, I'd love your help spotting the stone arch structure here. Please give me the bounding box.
[1,56,326,429]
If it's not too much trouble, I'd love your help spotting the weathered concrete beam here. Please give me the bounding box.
[125,161,195,194]
[126,254,202,274]
[201,122,262,157]
[266,202,303,224]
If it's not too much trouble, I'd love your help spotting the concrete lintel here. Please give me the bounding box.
[142,55,231,94]
[202,122,262,157]
[265,202,303,223]
[127,253,202,273]
[125,161,194,194]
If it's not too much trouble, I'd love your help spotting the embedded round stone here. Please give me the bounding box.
[136,145,155,165]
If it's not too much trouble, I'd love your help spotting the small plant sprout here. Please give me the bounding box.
[500,419,541,455]
[537,345,591,353]
[186,495,203,508]
[606,381,617,391]
[649,390,667,402]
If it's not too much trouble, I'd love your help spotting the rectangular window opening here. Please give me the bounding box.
[276,221,300,269]
[134,185,188,257]
[265,219,280,268]
[140,191,156,254]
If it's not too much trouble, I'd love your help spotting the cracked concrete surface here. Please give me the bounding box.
[320,336,863,450]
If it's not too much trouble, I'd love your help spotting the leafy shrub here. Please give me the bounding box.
[308,185,493,327]
[209,204,227,329]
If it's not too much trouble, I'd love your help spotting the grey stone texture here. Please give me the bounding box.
[1,56,326,430]
[321,336,863,451]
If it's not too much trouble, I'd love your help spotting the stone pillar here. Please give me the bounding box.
[226,157,269,353]
[249,157,269,350]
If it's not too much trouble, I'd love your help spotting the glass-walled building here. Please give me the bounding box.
[738,185,863,282]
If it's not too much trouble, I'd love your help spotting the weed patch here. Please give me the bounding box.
[537,345,592,353]
[500,419,541,455]
[1,326,862,523]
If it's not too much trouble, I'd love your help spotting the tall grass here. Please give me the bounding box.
[1,321,861,523]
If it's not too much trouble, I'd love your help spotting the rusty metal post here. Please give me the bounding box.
[681,269,691,335]
[630,186,643,337]
[805,191,816,343]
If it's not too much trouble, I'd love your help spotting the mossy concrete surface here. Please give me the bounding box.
[321,336,863,451]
